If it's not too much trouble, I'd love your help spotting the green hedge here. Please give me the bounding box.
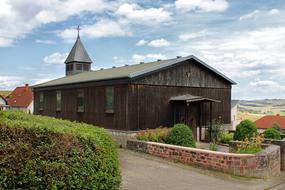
[0,111,121,190]
[165,124,196,147]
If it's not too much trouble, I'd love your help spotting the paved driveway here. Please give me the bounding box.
[119,149,285,190]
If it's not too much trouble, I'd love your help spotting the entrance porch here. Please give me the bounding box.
[170,94,220,142]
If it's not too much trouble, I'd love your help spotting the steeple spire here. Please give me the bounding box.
[77,25,80,38]
[64,25,93,76]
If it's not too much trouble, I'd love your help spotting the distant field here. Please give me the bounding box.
[235,99,285,120]
[237,111,264,122]
[0,91,11,97]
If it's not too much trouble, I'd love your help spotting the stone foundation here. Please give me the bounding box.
[127,139,280,178]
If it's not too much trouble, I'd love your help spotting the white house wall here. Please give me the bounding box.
[0,97,6,105]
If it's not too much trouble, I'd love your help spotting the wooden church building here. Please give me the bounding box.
[33,32,235,141]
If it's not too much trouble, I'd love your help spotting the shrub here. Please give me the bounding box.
[136,127,170,143]
[263,128,281,140]
[220,132,234,144]
[210,118,223,143]
[209,143,218,151]
[237,134,264,154]
[234,120,258,141]
[165,124,196,147]
[0,111,121,190]
[272,123,283,133]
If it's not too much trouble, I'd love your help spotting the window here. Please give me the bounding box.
[83,64,90,71]
[66,64,74,73]
[39,92,44,110]
[105,87,114,113]
[56,90,61,111]
[77,89,84,112]
[76,64,83,71]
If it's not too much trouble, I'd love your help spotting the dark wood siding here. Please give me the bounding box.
[133,60,231,88]
[34,59,233,131]
[127,84,231,131]
[34,85,128,130]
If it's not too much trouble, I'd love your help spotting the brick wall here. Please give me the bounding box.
[127,139,280,178]
[264,138,285,171]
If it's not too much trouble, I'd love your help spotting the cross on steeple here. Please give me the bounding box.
[77,25,80,38]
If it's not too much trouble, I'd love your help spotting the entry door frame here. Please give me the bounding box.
[173,101,213,142]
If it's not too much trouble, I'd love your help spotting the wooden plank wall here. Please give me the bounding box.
[127,84,231,131]
[34,85,128,130]
[133,60,231,88]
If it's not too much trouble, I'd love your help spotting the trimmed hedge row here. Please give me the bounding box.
[0,111,121,190]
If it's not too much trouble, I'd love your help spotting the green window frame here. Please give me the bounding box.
[105,87,114,113]
[56,90,61,111]
[77,89,84,112]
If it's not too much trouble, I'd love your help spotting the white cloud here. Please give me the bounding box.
[240,9,280,21]
[58,19,131,41]
[132,54,146,62]
[132,53,167,62]
[35,39,56,44]
[268,9,280,16]
[249,80,285,90]
[0,76,22,90]
[0,0,113,47]
[136,39,148,46]
[179,30,211,41]
[135,38,170,48]
[246,80,285,99]
[148,38,170,47]
[0,37,13,47]
[116,3,172,25]
[33,78,54,85]
[175,0,229,12]
[43,52,68,65]
[176,26,285,79]
[239,10,260,20]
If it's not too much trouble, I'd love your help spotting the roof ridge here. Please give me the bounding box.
[34,55,236,88]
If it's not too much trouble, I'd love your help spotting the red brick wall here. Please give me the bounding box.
[127,139,280,178]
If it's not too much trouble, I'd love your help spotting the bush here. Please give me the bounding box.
[0,111,121,190]
[210,118,223,143]
[263,128,281,140]
[165,124,196,147]
[220,132,234,144]
[209,143,218,151]
[234,120,258,141]
[237,134,264,154]
[272,123,283,133]
[136,127,170,143]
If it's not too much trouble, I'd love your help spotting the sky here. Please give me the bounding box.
[0,0,285,100]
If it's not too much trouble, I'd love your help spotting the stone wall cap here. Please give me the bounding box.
[128,139,255,157]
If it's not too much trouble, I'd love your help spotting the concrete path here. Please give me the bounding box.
[119,149,285,190]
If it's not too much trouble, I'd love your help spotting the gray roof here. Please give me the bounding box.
[65,36,92,64]
[34,55,236,88]
[170,94,221,103]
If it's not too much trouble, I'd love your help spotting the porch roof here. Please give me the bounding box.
[170,94,221,103]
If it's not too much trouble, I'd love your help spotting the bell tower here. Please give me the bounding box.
[65,26,93,76]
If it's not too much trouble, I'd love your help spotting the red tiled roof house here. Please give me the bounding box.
[6,84,33,113]
[255,114,285,132]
